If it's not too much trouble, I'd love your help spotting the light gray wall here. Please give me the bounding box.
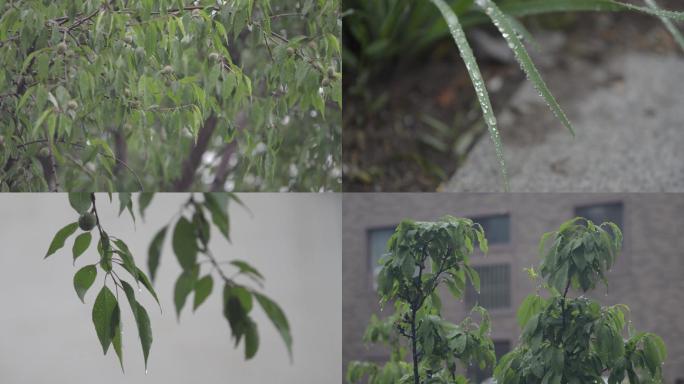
[0,193,341,384]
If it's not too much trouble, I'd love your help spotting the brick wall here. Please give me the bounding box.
[343,193,684,383]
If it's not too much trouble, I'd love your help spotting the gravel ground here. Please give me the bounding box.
[447,48,684,192]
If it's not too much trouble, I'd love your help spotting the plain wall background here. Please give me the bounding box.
[0,193,341,384]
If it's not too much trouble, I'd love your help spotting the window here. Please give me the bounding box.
[471,214,510,245]
[368,227,395,288]
[465,264,511,309]
[575,202,623,229]
[468,340,511,383]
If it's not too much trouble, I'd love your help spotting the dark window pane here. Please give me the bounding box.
[575,202,623,230]
[472,214,510,245]
[465,264,511,309]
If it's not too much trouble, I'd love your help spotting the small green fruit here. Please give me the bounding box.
[161,65,174,75]
[321,77,331,87]
[56,42,67,54]
[286,47,295,57]
[124,35,133,44]
[67,100,78,110]
[78,212,97,231]
[208,52,221,62]
[39,147,50,157]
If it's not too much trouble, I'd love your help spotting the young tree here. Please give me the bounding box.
[495,218,667,384]
[347,216,496,384]
[0,1,341,192]
[44,192,291,372]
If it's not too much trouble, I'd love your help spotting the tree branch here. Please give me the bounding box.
[173,114,218,191]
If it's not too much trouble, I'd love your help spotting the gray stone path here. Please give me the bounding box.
[447,53,684,192]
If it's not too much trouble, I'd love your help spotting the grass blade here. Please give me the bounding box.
[644,0,684,52]
[431,0,510,191]
[495,0,684,20]
[479,0,575,137]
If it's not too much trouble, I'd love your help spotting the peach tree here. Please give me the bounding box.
[43,192,291,371]
[495,218,667,384]
[0,0,341,191]
[347,216,496,384]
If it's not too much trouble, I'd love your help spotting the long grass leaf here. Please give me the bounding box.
[644,0,684,52]
[431,0,510,191]
[479,0,575,137]
[460,0,684,26]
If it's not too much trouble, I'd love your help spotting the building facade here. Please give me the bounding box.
[343,193,684,383]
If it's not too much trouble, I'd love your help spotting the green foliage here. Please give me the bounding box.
[348,216,496,384]
[495,218,667,384]
[155,193,292,361]
[0,0,341,192]
[44,192,290,372]
[344,0,684,190]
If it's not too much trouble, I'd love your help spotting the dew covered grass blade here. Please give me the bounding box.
[479,0,575,137]
[644,0,684,52]
[431,0,510,191]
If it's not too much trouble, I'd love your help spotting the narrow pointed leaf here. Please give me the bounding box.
[112,318,124,372]
[480,0,575,137]
[193,275,214,311]
[45,222,79,258]
[172,217,198,270]
[644,0,684,52]
[121,281,153,370]
[92,286,119,354]
[244,319,259,359]
[135,266,160,307]
[147,226,167,282]
[431,0,509,191]
[73,264,97,303]
[174,270,197,319]
[72,232,92,262]
[203,193,230,241]
[254,292,292,360]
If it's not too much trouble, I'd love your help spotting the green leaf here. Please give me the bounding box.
[33,108,52,136]
[230,260,264,283]
[464,265,480,293]
[120,281,153,370]
[516,294,545,328]
[112,317,124,372]
[244,319,259,359]
[147,226,167,282]
[45,222,79,258]
[68,193,92,214]
[92,286,119,354]
[254,292,292,359]
[138,192,154,218]
[431,0,509,191]
[135,266,161,308]
[73,264,97,303]
[193,275,214,311]
[72,232,92,262]
[203,193,230,241]
[644,0,684,53]
[172,217,198,270]
[479,0,575,137]
[174,269,197,319]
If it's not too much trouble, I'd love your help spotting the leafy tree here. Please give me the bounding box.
[44,192,291,372]
[347,216,496,384]
[0,0,341,192]
[495,218,667,384]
